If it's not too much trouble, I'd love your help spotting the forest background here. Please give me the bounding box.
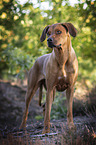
[0,0,96,88]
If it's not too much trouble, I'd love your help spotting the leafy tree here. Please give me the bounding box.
[76,0,96,60]
[0,0,96,87]
[0,0,46,78]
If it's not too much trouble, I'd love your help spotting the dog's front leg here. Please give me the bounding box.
[66,86,75,129]
[42,89,53,133]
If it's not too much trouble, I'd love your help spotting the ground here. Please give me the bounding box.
[0,81,42,131]
[0,80,96,145]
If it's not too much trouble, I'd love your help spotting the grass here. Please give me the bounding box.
[35,84,96,120]
[0,124,96,145]
[1,85,96,145]
[50,85,96,119]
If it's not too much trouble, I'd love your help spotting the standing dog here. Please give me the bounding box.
[20,22,78,133]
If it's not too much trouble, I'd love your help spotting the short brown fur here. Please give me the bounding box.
[20,23,78,133]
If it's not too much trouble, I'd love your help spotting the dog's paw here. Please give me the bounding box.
[19,123,26,130]
[42,129,50,134]
[42,126,50,134]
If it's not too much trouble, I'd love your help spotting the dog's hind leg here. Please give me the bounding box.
[20,85,38,129]
[20,64,39,129]
[38,84,43,106]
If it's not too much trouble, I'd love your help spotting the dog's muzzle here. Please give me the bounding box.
[47,38,54,48]
[47,38,61,49]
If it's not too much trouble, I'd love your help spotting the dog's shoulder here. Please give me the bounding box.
[36,54,51,63]
[34,53,51,68]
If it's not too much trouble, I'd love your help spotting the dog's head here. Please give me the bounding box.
[40,23,77,49]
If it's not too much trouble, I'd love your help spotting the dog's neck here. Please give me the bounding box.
[53,35,71,68]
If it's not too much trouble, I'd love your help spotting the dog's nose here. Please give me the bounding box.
[47,38,53,42]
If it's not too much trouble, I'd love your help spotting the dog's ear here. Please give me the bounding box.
[40,25,50,42]
[61,23,77,37]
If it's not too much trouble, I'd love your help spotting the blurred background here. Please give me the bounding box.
[0,0,96,136]
[0,0,96,87]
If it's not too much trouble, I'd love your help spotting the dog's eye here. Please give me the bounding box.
[47,32,51,36]
[56,30,62,34]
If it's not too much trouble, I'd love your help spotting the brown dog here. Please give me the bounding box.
[20,22,78,133]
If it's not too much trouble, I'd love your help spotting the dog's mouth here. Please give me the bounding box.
[53,44,61,48]
[48,42,61,49]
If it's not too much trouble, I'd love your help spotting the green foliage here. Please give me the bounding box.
[2,45,33,79]
[35,115,43,120]
[0,0,96,87]
[51,92,67,119]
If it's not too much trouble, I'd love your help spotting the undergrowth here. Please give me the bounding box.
[0,125,96,145]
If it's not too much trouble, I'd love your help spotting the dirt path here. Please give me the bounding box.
[0,81,96,144]
[0,81,42,131]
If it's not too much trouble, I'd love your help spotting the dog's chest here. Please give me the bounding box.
[55,67,69,92]
[56,76,69,92]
